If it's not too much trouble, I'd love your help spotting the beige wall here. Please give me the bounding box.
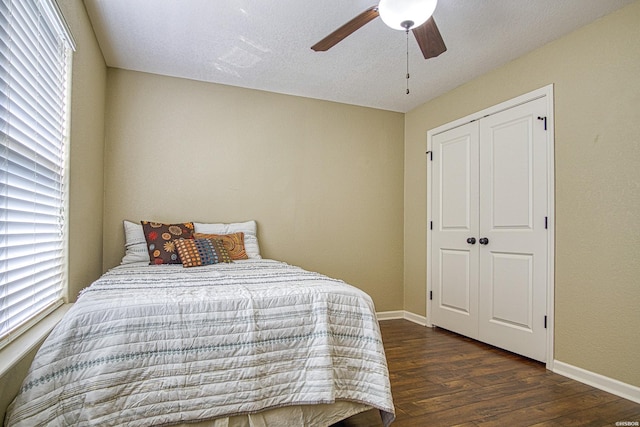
[0,0,107,420]
[404,0,640,387]
[102,69,405,312]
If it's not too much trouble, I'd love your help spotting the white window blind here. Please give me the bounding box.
[0,0,74,348]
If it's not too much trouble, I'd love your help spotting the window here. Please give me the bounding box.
[0,0,74,349]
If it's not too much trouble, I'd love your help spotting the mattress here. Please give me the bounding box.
[5,259,394,426]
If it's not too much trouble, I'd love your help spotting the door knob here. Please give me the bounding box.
[479,237,489,245]
[466,237,476,245]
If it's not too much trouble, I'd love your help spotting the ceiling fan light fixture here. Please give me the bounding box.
[378,0,437,31]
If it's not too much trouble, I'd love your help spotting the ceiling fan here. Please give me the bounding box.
[311,0,447,59]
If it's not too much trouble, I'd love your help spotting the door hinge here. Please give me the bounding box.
[426,150,432,161]
[537,116,547,131]
[544,315,547,329]
[430,221,433,230]
[545,216,548,229]
[429,291,433,301]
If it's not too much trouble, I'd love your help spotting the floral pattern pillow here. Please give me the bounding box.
[141,221,194,264]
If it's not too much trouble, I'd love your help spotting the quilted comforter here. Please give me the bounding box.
[5,259,394,426]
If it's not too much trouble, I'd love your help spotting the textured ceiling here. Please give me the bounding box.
[83,0,635,113]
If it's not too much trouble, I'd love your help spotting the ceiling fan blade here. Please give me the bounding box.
[311,6,379,52]
[412,16,447,59]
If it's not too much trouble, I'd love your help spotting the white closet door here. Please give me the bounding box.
[429,94,550,362]
[478,97,548,362]
[430,121,480,339]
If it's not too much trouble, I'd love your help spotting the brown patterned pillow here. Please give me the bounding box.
[174,238,232,268]
[193,232,248,260]
[141,221,194,264]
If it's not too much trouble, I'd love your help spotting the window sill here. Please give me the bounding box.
[0,304,72,378]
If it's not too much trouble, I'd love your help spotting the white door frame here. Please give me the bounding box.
[426,84,555,369]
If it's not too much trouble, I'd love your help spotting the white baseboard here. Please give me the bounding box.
[553,360,640,404]
[403,311,428,326]
[376,310,404,321]
[376,310,428,326]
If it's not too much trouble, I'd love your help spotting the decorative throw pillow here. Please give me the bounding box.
[193,232,248,260]
[174,238,232,268]
[193,220,261,259]
[141,221,194,264]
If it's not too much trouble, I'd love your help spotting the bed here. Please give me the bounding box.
[5,221,395,426]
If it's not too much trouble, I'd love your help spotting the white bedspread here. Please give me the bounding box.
[5,260,394,426]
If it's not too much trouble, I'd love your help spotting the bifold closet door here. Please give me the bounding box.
[430,96,548,362]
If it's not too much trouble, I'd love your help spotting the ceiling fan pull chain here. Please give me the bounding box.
[406,28,410,95]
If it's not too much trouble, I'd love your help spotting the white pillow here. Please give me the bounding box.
[121,220,150,265]
[194,220,261,259]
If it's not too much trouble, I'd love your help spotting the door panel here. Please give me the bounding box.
[441,137,472,229]
[490,118,533,229]
[488,252,533,330]
[430,121,479,339]
[440,249,471,314]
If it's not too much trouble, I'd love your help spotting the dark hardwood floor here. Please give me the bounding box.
[336,319,640,427]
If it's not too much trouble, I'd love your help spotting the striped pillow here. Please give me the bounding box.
[174,238,232,268]
[193,232,248,260]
